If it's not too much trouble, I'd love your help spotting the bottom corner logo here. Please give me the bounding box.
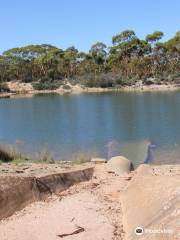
[135,227,144,236]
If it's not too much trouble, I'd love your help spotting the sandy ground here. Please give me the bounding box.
[0,165,131,240]
[0,163,179,240]
[0,162,92,177]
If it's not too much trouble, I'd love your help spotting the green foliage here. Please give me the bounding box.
[116,76,134,86]
[0,145,24,162]
[145,31,164,43]
[0,30,179,88]
[0,145,14,162]
[33,80,61,90]
[0,82,10,92]
[62,84,72,90]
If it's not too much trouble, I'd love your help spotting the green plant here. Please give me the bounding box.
[0,145,15,162]
[35,148,55,163]
[62,84,72,90]
[33,80,61,90]
[0,82,10,93]
[0,144,26,162]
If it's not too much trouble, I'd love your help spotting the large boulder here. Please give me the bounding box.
[106,156,133,176]
[121,164,180,240]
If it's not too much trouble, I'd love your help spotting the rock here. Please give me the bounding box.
[0,166,94,220]
[15,170,24,174]
[144,77,156,85]
[124,175,132,181]
[106,156,133,176]
[121,164,180,240]
[91,158,107,164]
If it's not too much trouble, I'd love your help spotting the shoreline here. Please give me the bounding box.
[0,81,180,99]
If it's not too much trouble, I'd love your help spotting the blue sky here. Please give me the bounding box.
[0,0,180,53]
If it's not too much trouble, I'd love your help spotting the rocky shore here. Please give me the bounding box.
[0,81,180,99]
[0,158,179,240]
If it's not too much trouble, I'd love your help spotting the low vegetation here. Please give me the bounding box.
[0,82,10,93]
[0,30,179,90]
[0,145,24,162]
[71,151,97,164]
[0,144,94,165]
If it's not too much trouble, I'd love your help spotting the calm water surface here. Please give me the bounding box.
[0,92,180,166]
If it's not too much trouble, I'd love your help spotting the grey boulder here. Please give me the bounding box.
[106,156,133,176]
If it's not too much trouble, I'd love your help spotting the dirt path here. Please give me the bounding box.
[0,165,130,240]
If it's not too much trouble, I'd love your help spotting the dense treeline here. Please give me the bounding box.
[0,30,180,90]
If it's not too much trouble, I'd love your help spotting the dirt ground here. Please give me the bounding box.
[0,165,131,240]
[0,163,179,240]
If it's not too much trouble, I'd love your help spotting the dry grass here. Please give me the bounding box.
[0,145,14,162]
[71,151,97,164]
[35,148,55,164]
[0,144,97,165]
[0,144,24,162]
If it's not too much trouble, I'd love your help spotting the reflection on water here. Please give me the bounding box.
[0,92,180,165]
[152,145,180,165]
[118,140,150,167]
[107,140,179,167]
[107,140,121,159]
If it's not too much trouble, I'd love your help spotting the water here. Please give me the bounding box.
[0,91,180,166]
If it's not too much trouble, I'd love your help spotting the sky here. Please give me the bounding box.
[0,0,180,53]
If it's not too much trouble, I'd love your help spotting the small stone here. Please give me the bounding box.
[15,170,24,174]
[124,176,132,181]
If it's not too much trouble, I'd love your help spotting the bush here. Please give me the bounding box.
[35,148,55,164]
[0,145,14,162]
[22,76,33,83]
[79,73,116,88]
[116,76,134,86]
[0,144,26,163]
[0,82,10,93]
[77,73,140,87]
[62,84,72,90]
[33,80,61,90]
[96,73,115,88]
[167,73,180,84]
[71,151,96,164]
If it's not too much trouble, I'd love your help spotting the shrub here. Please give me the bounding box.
[0,82,10,93]
[0,144,25,162]
[33,80,61,90]
[116,76,134,86]
[0,145,14,162]
[168,73,180,84]
[22,76,33,83]
[96,73,115,88]
[79,73,116,88]
[35,148,55,164]
[71,151,97,164]
[62,84,72,90]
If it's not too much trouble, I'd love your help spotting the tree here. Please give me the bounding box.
[90,42,107,64]
[0,29,179,88]
[145,31,164,44]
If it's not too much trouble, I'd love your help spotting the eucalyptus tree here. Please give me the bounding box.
[164,31,180,74]
[109,30,144,76]
[0,30,179,88]
[63,46,79,78]
[145,31,164,45]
